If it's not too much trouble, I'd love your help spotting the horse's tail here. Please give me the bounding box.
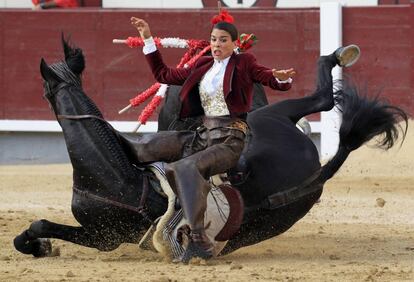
[318,80,408,183]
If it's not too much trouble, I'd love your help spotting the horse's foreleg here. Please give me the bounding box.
[14,219,120,257]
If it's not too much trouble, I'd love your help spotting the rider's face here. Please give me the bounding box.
[210,29,236,61]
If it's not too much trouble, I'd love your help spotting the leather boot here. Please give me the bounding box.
[180,229,213,263]
[165,162,214,262]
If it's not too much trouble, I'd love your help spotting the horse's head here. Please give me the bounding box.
[40,34,85,99]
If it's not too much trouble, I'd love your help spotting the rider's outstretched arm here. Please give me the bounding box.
[246,53,295,91]
[131,17,193,85]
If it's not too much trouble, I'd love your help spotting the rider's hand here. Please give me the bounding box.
[130,17,152,39]
[272,68,296,81]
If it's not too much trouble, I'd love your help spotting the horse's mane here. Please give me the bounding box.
[49,62,82,88]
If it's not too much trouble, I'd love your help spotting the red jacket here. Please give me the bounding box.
[145,50,292,118]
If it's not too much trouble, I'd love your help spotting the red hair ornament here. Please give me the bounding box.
[211,9,234,25]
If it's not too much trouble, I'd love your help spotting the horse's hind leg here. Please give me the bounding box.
[252,54,337,124]
[14,219,120,257]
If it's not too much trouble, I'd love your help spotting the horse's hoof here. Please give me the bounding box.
[32,238,53,257]
[14,231,34,255]
[335,44,361,67]
[14,231,53,257]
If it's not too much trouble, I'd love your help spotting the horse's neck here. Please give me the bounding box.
[54,84,103,118]
[52,85,140,192]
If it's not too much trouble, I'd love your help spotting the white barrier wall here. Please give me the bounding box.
[0,0,32,8]
[320,1,342,160]
[102,0,203,8]
[277,0,377,8]
[0,120,158,133]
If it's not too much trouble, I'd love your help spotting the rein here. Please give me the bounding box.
[57,114,121,136]
[73,173,155,226]
[57,114,108,124]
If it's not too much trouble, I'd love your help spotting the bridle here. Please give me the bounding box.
[43,61,81,100]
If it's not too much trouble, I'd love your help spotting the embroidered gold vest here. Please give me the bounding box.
[199,83,230,117]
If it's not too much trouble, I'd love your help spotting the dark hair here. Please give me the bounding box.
[212,22,239,41]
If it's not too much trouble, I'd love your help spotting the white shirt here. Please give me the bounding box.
[200,57,230,97]
[142,37,158,54]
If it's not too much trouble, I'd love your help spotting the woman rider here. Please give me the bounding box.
[130,16,296,262]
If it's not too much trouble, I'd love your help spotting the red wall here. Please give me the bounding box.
[0,6,412,122]
[80,0,102,7]
[344,5,413,114]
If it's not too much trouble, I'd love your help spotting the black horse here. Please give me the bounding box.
[14,38,407,259]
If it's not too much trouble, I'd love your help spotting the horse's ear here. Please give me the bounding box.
[61,33,85,76]
[61,32,72,60]
[40,58,62,84]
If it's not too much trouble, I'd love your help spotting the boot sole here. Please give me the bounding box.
[180,241,213,263]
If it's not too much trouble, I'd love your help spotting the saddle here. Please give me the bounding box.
[141,162,244,260]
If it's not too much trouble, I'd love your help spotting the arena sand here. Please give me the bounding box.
[1,122,413,281]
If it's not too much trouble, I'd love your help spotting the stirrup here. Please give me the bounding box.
[335,44,361,67]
